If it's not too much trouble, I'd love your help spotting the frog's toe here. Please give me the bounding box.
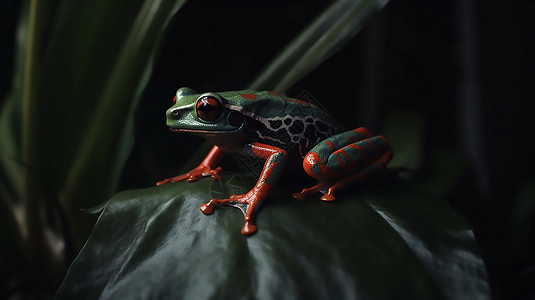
[320,193,336,201]
[210,167,223,180]
[291,190,307,200]
[292,181,331,200]
[155,178,170,186]
[320,182,344,202]
[241,220,257,235]
[200,200,216,214]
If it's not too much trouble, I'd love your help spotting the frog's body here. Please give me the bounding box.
[157,88,393,235]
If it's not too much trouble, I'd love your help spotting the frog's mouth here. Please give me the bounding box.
[169,127,240,134]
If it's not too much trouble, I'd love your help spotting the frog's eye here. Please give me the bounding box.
[196,95,222,121]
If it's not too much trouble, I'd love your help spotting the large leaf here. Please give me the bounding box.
[56,175,489,299]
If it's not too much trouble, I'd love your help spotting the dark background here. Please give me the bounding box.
[2,0,534,298]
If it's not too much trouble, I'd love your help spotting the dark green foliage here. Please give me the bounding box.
[5,0,532,298]
[0,0,189,297]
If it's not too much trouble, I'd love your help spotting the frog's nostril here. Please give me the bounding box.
[168,108,180,119]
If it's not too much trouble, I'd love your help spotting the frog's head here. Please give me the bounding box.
[166,87,245,136]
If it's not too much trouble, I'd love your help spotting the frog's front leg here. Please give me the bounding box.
[200,142,287,235]
[156,145,225,185]
[293,127,393,201]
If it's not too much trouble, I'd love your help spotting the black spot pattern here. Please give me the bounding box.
[246,114,338,156]
[289,120,304,134]
[269,120,282,129]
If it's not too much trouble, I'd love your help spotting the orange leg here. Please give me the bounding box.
[200,142,287,235]
[292,180,332,200]
[156,145,225,185]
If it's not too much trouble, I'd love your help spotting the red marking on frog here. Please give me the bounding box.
[347,144,369,162]
[240,93,257,100]
[326,140,334,152]
[336,154,345,167]
[283,97,309,106]
[353,127,373,136]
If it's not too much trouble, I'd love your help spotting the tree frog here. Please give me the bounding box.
[157,88,393,235]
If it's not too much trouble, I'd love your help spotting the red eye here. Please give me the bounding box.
[173,95,177,103]
[196,95,222,121]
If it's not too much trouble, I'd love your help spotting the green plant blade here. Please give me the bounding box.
[56,177,489,299]
[248,0,389,92]
[2,0,187,209]
[57,0,187,211]
[0,0,31,200]
[0,0,189,257]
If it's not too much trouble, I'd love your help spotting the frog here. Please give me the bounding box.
[157,87,393,235]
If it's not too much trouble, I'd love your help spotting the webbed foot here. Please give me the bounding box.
[200,192,260,235]
[292,180,336,201]
[292,180,344,202]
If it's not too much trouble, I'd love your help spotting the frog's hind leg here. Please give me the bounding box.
[293,127,393,201]
[321,147,393,201]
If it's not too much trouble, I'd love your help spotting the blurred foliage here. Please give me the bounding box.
[1,0,188,297]
[1,0,534,298]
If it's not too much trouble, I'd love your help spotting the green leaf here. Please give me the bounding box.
[0,0,190,269]
[248,0,389,92]
[1,0,188,224]
[57,0,188,210]
[56,176,489,299]
[0,0,30,200]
